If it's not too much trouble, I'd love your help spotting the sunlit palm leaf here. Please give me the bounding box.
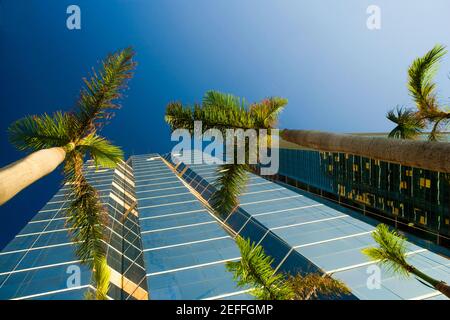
[203,90,245,111]
[408,44,446,115]
[8,112,74,151]
[165,91,286,219]
[93,256,111,300]
[78,134,124,168]
[76,47,136,134]
[362,224,410,277]
[226,237,294,300]
[250,97,287,128]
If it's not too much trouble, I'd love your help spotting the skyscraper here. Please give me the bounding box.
[0,159,148,300]
[0,153,449,300]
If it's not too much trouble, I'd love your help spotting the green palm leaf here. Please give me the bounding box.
[93,256,111,300]
[165,102,195,132]
[426,110,450,141]
[386,106,424,139]
[288,273,350,300]
[166,91,267,133]
[64,152,108,275]
[76,47,136,135]
[210,164,249,218]
[364,225,450,297]
[250,97,287,128]
[165,91,287,219]
[78,134,124,168]
[226,237,294,300]
[84,256,111,300]
[408,44,447,115]
[362,224,410,277]
[8,112,74,151]
[203,90,245,111]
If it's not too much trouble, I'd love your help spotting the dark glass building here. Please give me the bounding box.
[270,146,450,247]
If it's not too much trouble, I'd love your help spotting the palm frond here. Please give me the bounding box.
[64,152,111,300]
[203,90,245,111]
[199,105,255,131]
[76,47,136,135]
[8,112,74,151]
[427,112,450,141]
[386,106,424,139]
[78,134,124,168]
[165,91,286,220]
[64,152,107,266]
[84,256,111,300]
[227,237,294,300]
[362,224,410,277]
[288,273,350,300]
[250,97,288,128]
[428,118,444,141]
[165,102,195,132]
[165,91,287,135]
[165,91,258,133]
[408,44,447,114]
[93,256,111,300]
[210,164,248,218]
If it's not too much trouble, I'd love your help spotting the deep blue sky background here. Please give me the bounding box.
[1,0,450,249]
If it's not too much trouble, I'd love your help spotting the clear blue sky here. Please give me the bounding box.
[1,0,450,248]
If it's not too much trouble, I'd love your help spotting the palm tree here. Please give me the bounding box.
[387,44,449,140]
[226,237,350,300]
[2,48,136,299]
[165,91,287,216]
[226,237,294,300]
[386,107,424,139]
[0,47,136,205]
[362,224,450,298]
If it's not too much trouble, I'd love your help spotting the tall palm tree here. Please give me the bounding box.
[0,47,136,205]
[387,44,449,140]
[362,224,450,298]
[165,91,287,216]
[226,237,349,300]
[2,48,136,299]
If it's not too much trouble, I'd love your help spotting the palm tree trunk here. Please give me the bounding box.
[409,267,450,298]
[0,147,66,205]
[280,129,450,173]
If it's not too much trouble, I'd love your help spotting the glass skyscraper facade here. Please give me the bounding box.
[271,147,450,247]
[0,160,148,300]
[130,154,249,299]
[0,152,449,300]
